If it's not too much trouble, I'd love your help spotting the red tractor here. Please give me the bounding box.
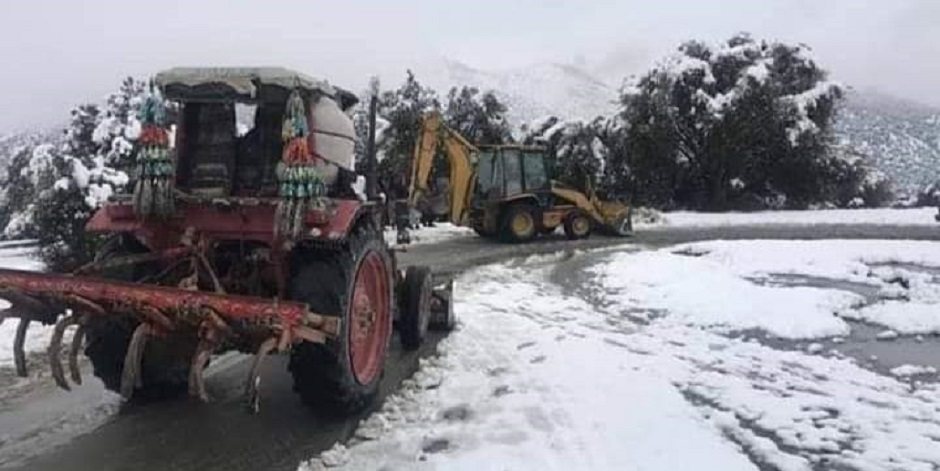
[0,67,454,414]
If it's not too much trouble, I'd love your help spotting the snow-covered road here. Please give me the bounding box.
[304,241,940,471]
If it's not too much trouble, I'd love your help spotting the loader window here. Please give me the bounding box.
[476,151,504,200]
[503,150,523,196]
[522,151,548,191]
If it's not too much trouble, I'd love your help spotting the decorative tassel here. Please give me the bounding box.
[274,89,326,239]
[133,86,175,218]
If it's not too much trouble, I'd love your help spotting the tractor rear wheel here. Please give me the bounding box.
[83,235,194,401]
[289,225,394,414]
[501,204,538,243]
[563,210,593,240]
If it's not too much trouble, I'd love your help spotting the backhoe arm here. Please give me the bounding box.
[408,112,478,226]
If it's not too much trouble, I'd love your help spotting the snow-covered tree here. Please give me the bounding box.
[522,116,609,192]
[374,71,440,200]
[617,33,860,209]
[29,79,145,271]
[444,86,512,146]
[0,144,53,238]
[92,77,145,172]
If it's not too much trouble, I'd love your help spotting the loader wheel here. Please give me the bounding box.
[563,211,592,240]
[399,266,432,350]
[289,225,394,414]
[501,204,537,243]
[83,235,193,400]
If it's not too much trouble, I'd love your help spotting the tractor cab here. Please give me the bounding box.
[154,67,359,199]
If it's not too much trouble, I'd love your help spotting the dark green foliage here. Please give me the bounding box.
[444,86,512,146]
[33,185,101,271]
[607,33,883,210]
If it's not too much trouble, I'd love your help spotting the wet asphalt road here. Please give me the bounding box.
[1,223,938,471]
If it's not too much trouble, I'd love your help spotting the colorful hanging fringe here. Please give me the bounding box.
[274,89,326,239]
[133,89,175,218]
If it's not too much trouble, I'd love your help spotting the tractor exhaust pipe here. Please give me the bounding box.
[364,78,379,202]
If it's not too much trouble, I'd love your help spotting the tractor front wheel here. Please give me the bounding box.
[289,225,394,414]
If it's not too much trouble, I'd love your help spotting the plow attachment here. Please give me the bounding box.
[0,268,339,411]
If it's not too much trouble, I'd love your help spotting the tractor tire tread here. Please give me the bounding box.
[288,223,395,415]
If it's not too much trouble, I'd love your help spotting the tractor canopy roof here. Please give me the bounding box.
[154,67,358,110]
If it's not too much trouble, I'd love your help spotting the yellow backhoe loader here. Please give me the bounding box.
[404,112,632,243]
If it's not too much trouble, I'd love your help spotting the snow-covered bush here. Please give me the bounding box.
[916,181,940,207]
[818,147,893,208]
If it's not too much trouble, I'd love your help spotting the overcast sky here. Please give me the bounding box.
[1,0,937,132]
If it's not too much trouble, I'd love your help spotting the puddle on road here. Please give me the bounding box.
[742,272,940,379]
[748,274,883,300]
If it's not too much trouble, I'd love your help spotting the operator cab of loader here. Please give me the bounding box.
[474,146,551,203]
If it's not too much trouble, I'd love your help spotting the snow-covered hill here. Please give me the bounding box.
[413,59,618,126]
[836,90,940,196]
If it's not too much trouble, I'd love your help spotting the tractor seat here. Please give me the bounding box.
[186,103,236,197]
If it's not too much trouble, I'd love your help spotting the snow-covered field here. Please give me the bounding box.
[0,243,47,368]
[303,240,940,471]
[640,207,938,229]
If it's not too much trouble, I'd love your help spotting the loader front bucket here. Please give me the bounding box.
[0,268,340,406]
[594,200,633,236]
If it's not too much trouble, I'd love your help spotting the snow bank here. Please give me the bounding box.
[638,208,937,229]
[846,302,940,335]
[592,249,859,339]
[594,240,940,338]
